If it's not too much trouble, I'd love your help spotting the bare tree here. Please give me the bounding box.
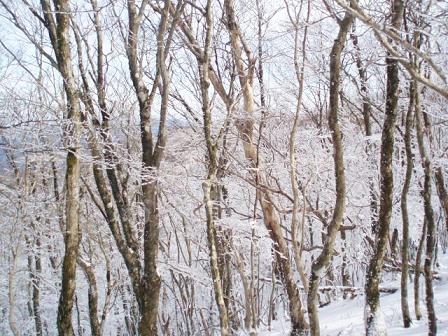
[284,0,311,296]
[334,0,448,99]
[0,0,447,335]
[364,0,404,334]
[199,0,231,334]
[400,80,414,328]
[223,0,309,334]
[415,82,437,335]
[37,1,82,334]
[307,5,353,335]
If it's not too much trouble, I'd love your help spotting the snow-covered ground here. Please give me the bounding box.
[260,253,448,335]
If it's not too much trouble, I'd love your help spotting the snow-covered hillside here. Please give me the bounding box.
[260,254,448,335]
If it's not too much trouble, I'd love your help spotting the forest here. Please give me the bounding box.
[0,0,447,335]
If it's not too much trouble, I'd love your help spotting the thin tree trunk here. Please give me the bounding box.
[78,258,101,336]
[364,1,404,334]
[235,251,255,334]
[340,229,351,298]
[400,81,415,328]
[414,83,437,335]
[414,218,426,321]
[200,1,230,334]
[286,0,311,295]
[31,240,43,336]
[8,245,20,336]
[204,177,231,335]
[351,27,378,233]
[434,167,448,233]
[267,261,277,331]
[307,10,353,336]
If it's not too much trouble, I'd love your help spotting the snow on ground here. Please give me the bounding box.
[260,253,448,335]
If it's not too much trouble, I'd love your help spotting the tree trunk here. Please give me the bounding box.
[31,241,43,336]
[288,0,311,295]
[307,10,353,336]
[39,1,82,334]
[126,2,177,334]
[140,182,162,336]
[414,83,437,335]
[78,259,101,336]
[223,1,308,333]
[199,2,231,334]
[434,167,448,233]
[364,1,404,334]
[414,218,426,321]
[351,28,378,233]
[8,246,20,336]
[400,81,415,328]
[203,179,231,335]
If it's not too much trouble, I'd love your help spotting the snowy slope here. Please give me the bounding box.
[260,253,448,335]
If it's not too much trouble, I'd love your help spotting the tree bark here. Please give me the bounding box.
[200,2,231,333]
[414,82,437,335]
[78,258,101,336]
[39,1,82,334]
[400,81,415,328]
[364,1,404,334]
[351,28,378,233]
[126,2,179,334]
[434,167,448,233]
[307,10,353,336]
[414,218,426,321]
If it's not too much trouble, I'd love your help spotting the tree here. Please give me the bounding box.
[199,1,231,334]
[415,81,437,335]
[364,0,404,334]
[334,0,448,100]
[223,0,309,334]
[399,80,414,328]
[36,1,82,334]
[0,0,447,335]
[307,5,353,336]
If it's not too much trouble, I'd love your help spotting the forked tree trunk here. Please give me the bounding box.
[126,2,178,334]
[307,10,353,336]
[364,1,403,334]
[73,0,144,325]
